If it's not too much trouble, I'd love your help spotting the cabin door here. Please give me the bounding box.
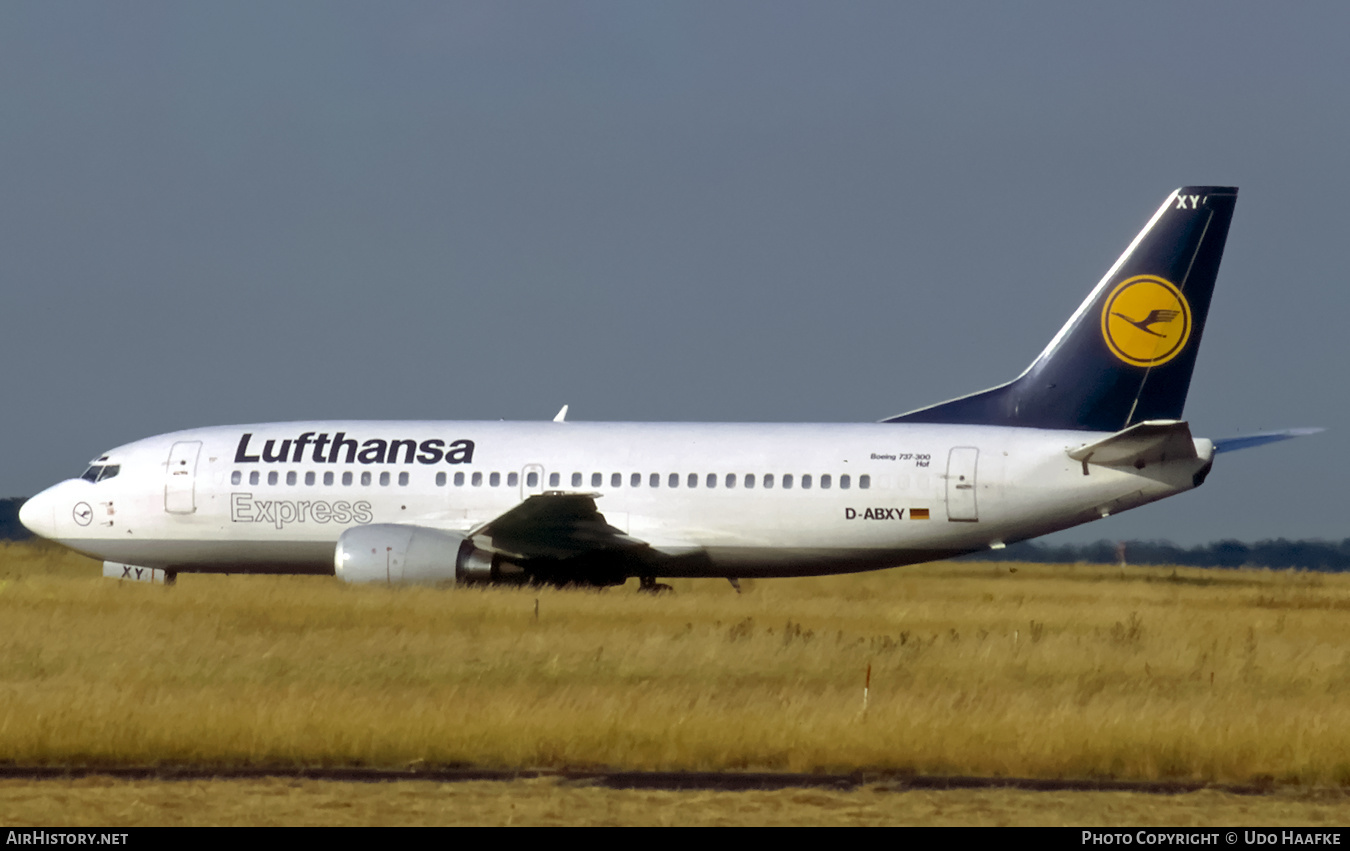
[945,447,979,522]
[521,464,546,499]
[165,440,202,514]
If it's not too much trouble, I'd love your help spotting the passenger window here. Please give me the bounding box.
[305,471,316,486]
[250,471,260,486]
[286,471,297,486]
[231,471,242,485]
[379,472,390,487]
[650,473,660,488]
[725,473,736,489]
[454,472,465,486]
[668,473,679,488]
[611,473,622,488]
[549,472,560,487]
[764,473,774,489]
[436,472,447,487]
[589,473,600,487]
[361,472,372,486]
[860,474,871,490]
[840,474,851,490]
[631,472,641,487]
[324,472,334,486]
[490,472,500,487]
[342,472,353,486]
[268,472,279,486]
[706,473,716,489]
[820,474,831,490]
[783,474,793,489]
[687,473,698,488]
[507,472,518,487]
[802,474,812,490]
[745,473,755,489]
[398,472,409,486]
[527,472,539,487]
[472,472,483,486]
[572,472,583,487]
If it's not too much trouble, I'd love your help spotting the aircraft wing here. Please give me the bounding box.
[467,491,651,560]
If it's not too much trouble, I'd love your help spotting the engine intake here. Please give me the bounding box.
[335,524,484,584]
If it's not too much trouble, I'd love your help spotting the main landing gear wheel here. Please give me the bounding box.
[638,576,673,595]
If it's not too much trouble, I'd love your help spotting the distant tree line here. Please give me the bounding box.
[0,495,1342,570]
[967,538,1350,571]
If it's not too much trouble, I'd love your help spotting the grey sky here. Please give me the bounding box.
[1,2,1345,545]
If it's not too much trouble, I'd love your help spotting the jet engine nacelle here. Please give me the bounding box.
[335,524,477,584]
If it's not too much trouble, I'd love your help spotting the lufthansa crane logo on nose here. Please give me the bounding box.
[1101,275,1191,367]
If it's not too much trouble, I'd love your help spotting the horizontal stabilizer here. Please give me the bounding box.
[1213,427,1324,454]
[1067,420,1197,468]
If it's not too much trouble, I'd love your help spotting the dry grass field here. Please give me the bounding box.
[2,539,1350,792]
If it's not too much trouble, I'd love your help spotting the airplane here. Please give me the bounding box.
[18,186,1318,589]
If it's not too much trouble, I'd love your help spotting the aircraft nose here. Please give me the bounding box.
[19,487,59,540]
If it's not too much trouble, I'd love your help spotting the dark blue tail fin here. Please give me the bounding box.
[885,186,1238,431]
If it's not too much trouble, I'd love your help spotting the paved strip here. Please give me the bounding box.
[0,765,1287,796]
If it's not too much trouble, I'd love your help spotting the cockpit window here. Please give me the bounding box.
[80,464,121,483]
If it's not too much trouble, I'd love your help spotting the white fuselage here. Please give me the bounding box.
[18,419,1214,579]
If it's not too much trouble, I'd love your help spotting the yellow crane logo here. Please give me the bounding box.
[1100,275,1191,366]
